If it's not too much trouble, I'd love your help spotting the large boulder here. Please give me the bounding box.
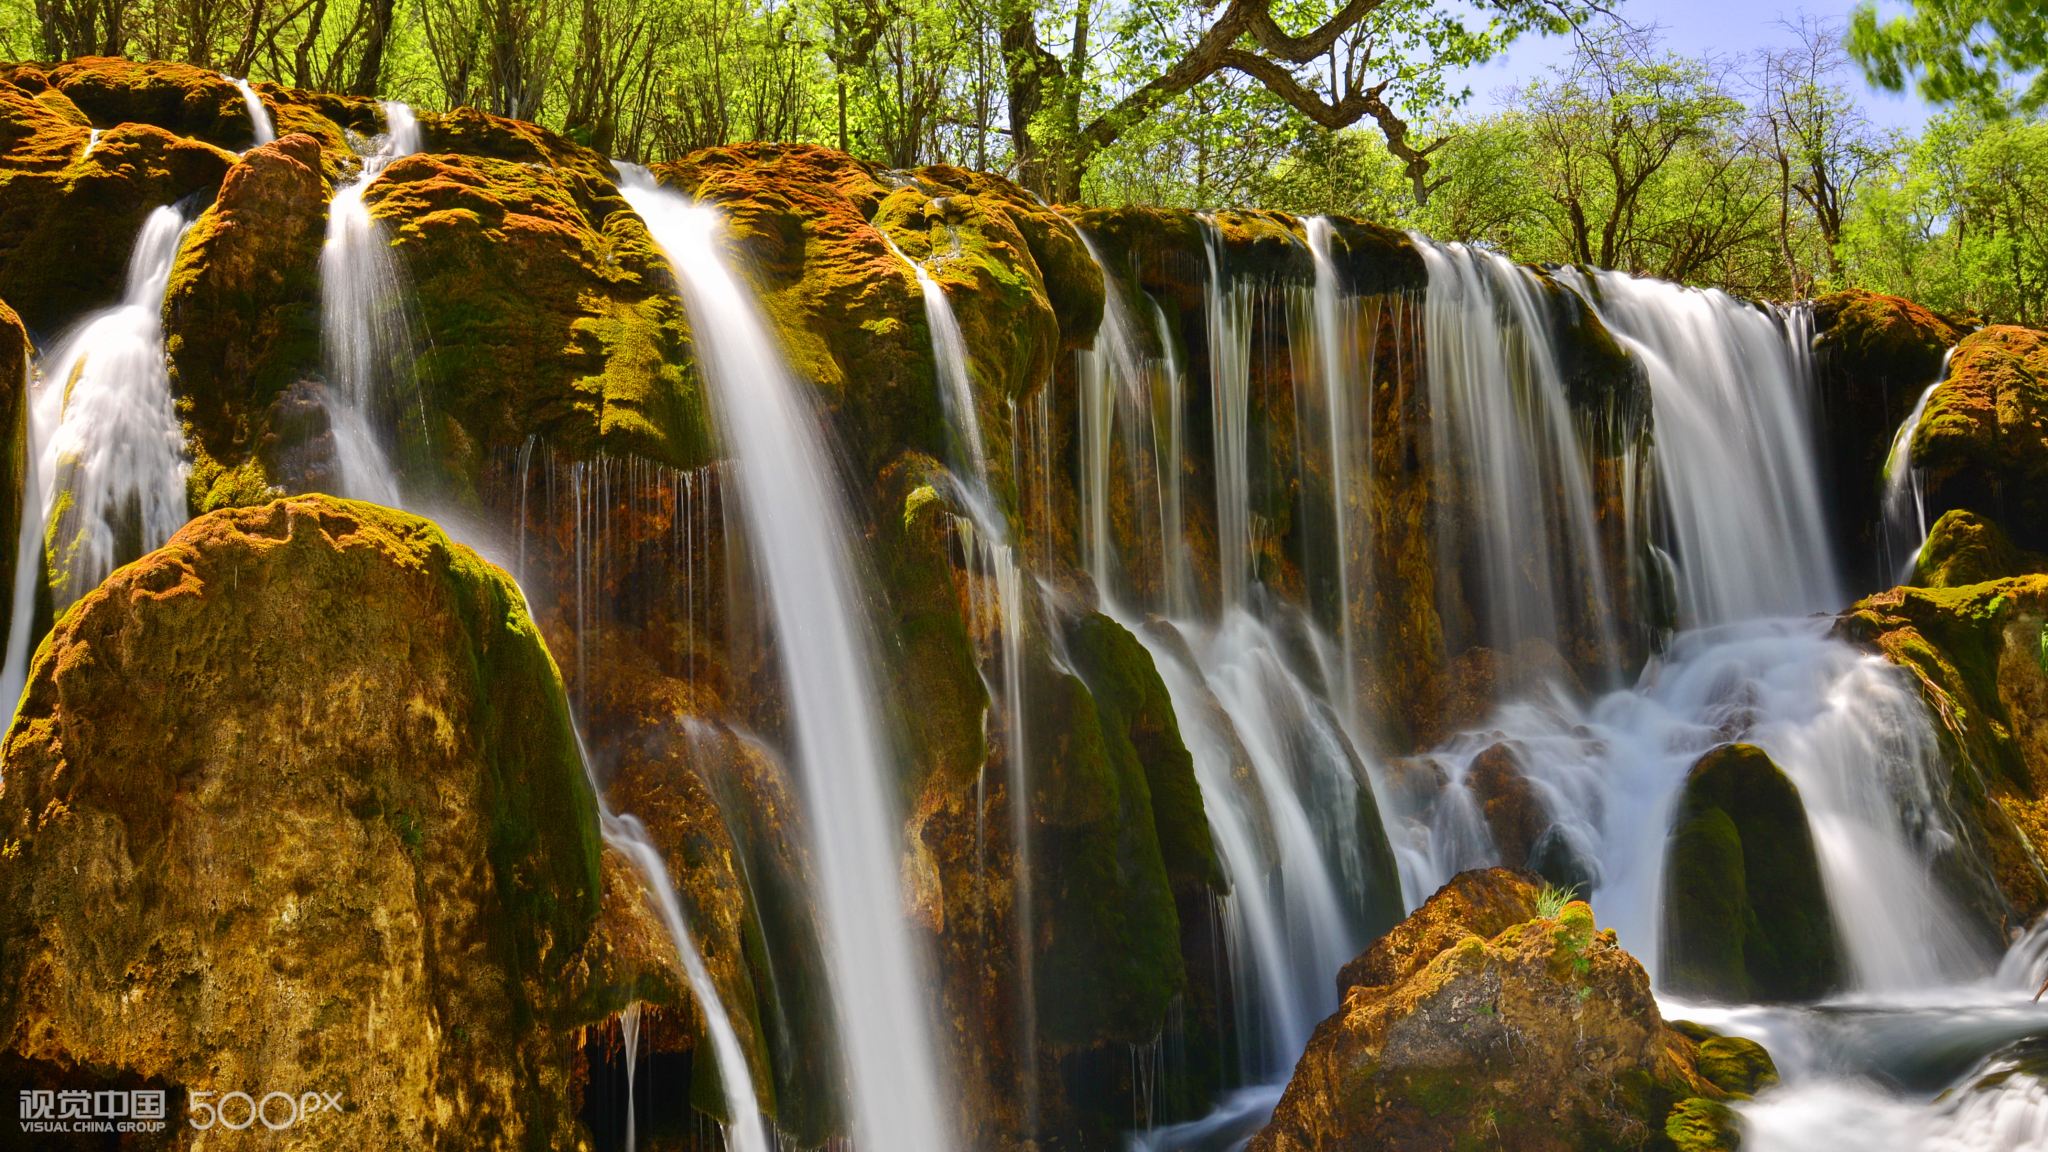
[0,495,658,1148]
[1254,868,1742,1152]
[1661,743,1841,1002]
[1912,509,2043,589]
[1912,325,2048,552]
[362,150,713,488]
[1810,289,1962,586]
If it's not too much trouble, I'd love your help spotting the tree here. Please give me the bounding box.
[1749,17,1880,291]
[1850,0,2048,117]
[998,0,1603,202]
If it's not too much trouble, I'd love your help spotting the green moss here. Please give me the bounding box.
[1062,612,1221,894]
[1665,1097,1743,1152]
[1696,1036,1780,1098]
[1915,509,2042,588]
[1662,743,1841,1001]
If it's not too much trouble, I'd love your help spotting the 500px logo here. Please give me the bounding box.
[187,1090,345,1132]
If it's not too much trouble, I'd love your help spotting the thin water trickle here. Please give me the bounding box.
[618,163,952,1152]
[224,76,275,146]
[1880,351,1954,583]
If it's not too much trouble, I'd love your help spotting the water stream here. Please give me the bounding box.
[618,164,952,1152]
[320,102,422,504]
[224,76,275,146]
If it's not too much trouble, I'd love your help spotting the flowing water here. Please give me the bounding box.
[27,206,193,620]
[224,76,275,146]
[617,165,952,1152]
[1880,351,1955,583]
[320,102,423,504]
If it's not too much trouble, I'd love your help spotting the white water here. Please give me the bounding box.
[1411,239,1620,671]
[0,339,37,728]
[1077,232,1190,614]
[224,76,275,146]
[320,102,422,505]
[1881,351,1954,583]
[619,1000,642,1152]
[32,206,193,614]
[1300,219,1372,727]
[1201,219,1256,609]
[1557,268,1840,624]
[888,237,990,491]
[618,165,952,1152]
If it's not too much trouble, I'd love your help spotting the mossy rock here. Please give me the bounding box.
[1063,611,1222,896]
[164,132,331,489]
[1914,509,2045,588]
[1811,289,1962,584]
[417,104,615,184]
[46,56,264,150]
[1838,576,2048,922]
[1661,743,1842,1002]
[1694,1035,1780,1098]
[1913,325,2048,552]
[1665,1097,1743,1152]
[661,143,945,486]
[0,495,619,1148]
[0,97,233,333]
[1253,870,1738,1152]
[365,151,713,494]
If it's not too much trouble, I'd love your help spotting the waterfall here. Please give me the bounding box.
[600,809,770,1152]
[1880,352,1953,582]
[320,102,423,504]
[224,76,275,146]
[618,165,952,1152]
[886,236,990,494]
[1557,268,1840,624]
[620,1001,642,1152]
[1201,219,1255,608]
[32,206,193,615]
[1301,219,1372,726]
[1412,239,1620,671]
[1077,233,1188,614]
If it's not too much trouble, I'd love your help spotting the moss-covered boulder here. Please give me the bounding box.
[363,151,712,491]
[1839,576,2048,921]
[40,57,263,150]
[1661,743,1840,1002]
[1914,509,2044,589]
[0,87,233,332]
[1466,741,1548,868]
[0,495,663,1147]
[1254,868,1743,1152]
[1692,1034,1780,1097]
[1912,325,2048,552]
[1811,289,1963,584]
[163,132,331,507]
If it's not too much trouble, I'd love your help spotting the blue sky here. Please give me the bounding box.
[1447,0,1940,132]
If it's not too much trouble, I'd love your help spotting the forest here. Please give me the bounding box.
[4,0,2045,323]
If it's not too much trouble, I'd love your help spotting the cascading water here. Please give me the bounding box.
[224,76,275,146]
[1411,239,1621,672]
[1556,267,1841,624]
[1879,352,1954,582]
[320,102,423,504]
[617,164,952,1152]
[1201,219,1256,608]
[29,206,193,615]
[1300,218,1373,726]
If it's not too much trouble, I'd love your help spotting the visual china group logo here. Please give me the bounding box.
[17,1089,168,1135]
[16,1087,344,1134]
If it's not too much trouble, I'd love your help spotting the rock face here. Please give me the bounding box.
[1913,509,2043,589]
[1913,325,2048,553]
[1254,869,1740,1152]
[0,495,655,1149]
[1661,743,1842,1002]
[1810,289,1962,585]
[1841,575,2048,922]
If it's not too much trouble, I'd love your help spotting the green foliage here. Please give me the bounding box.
[1534,882,1579,920]
[1850,0,2048,117]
